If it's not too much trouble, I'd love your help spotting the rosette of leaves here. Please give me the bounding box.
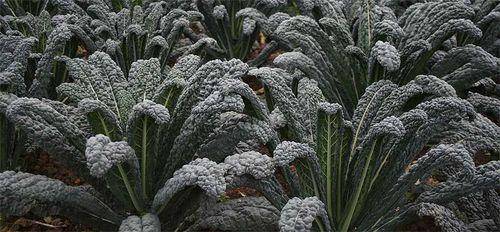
[393,1,488,83]
[241,63,500,231]
[0,11,52,79]
[271,0,499,118]
[33,15,101,98]
[1,52,284,230]
[377,0,500,117]
[0,0,99,174]
[85,0,211,75]
[1,10,98,99]
[194,0,289,61]
[271,0,399,115]
[1,0,209,98]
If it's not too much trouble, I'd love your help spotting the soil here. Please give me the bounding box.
[473,151,491,166]
[23,152,85,186]
[398,216,441,232]
[1,216,93,232]
[225,187,261,199]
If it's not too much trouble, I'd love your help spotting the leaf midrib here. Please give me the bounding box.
[141,116,148,199]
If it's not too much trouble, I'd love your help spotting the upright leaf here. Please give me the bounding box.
[126,100,170,199]
[316,102,352,223]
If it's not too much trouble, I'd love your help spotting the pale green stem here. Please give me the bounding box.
[336,135,343,221]
[163,88,175,108]
[349,87,379,162]
[99,116,143,213]
[316,218,326,232]
[141,117,148,198]
[341,143,376,232]
[366,146,395,195]
[0,213,5,229]
[117,164,143,213]
[309,164,320,198]
[326,117,333,219]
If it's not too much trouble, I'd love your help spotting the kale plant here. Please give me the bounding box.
[86,0,209,74]
[194,0,289,61]
[1,0,211,98]
[0,52,286,230]
[271,0,500,118]
[240,65,500,231]
[1,6,96,99]
[0,0,499,231]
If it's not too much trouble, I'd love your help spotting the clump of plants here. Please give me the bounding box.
[0,0,499,231]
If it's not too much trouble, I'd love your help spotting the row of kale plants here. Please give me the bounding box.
[0,0,499,231]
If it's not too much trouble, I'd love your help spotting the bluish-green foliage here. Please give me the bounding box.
[0,0,499,231]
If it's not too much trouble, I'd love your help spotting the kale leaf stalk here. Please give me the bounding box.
[98,112,144,214]
[341,141,375,232]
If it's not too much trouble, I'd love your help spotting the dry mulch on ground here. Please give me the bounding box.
[1,216,93,232]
